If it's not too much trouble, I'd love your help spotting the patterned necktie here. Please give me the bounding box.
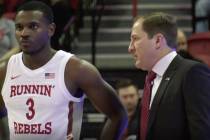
[140,71,156,140]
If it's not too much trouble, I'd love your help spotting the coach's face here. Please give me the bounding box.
[129,18,158,71]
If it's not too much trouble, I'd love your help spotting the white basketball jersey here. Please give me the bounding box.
[2,50,84,140]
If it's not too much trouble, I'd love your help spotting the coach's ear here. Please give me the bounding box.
[153,33,166,49]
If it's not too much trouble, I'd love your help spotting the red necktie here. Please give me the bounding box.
[140,71,156,140]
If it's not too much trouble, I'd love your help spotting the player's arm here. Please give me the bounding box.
[66,56,128,140]
[0,61,9,140]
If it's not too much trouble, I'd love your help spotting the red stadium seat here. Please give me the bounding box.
[187,32,210,67]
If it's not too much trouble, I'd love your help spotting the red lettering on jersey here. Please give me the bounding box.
[24,124,30,134]
[13,121,52,135]
[45,122,52,134]
[18,123,24,133]
[37,123,45,134]
[14,122,18,133]
[31,124,37,134]
[10,86,16,97]
[10,85,54,98]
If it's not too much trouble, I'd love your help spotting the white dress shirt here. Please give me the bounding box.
[149,51,177,108]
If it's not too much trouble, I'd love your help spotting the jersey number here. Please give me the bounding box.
[26,98,35,120]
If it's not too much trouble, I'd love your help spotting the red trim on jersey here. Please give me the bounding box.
[67,101,74,139]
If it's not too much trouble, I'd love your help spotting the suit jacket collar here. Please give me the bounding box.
[147,55,184,133]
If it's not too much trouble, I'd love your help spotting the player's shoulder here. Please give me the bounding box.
[0,61,8,86]
[65,55,99,81]
[67,55,97,72]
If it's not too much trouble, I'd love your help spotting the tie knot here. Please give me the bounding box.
[146,71,156,82]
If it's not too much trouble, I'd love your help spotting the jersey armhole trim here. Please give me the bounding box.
[58,53,85,102]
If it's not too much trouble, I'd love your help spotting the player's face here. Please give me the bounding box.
[15,10,55,55]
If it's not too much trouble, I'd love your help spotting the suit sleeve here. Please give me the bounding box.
[183,63,210,140]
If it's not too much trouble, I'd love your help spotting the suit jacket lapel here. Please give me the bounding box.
[147,55,183,132]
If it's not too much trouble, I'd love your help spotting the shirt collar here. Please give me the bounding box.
[152,51,177,77]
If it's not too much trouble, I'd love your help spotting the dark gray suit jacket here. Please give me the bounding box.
[140,55,210,140]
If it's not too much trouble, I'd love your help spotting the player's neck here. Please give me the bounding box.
[22,47,56,70]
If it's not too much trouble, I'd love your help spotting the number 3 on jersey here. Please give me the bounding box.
[26,98,35,120]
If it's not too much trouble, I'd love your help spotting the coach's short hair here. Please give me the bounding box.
[138,12,178,49]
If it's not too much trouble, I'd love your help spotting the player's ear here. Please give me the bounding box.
[48,22,56,37]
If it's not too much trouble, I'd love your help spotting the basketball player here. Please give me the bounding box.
[0,1,128,140]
